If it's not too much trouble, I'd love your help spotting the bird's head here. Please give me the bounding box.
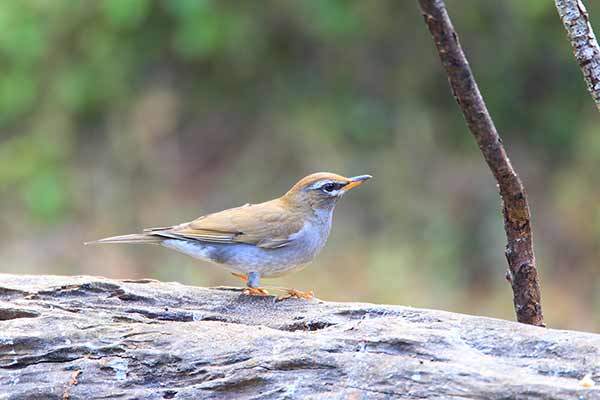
[282,172,372,211]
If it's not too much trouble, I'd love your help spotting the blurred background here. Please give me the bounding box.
[1,0,598,331]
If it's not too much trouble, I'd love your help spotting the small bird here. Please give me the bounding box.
[87,172,371,299]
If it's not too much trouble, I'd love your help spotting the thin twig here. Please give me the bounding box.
[556,0,600,111]
[417,0,544,326]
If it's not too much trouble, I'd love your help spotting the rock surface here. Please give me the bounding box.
[0,273,598,399]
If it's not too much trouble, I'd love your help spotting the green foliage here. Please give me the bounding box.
[102,0,150,29]
[302,0,360,39]
[22,170,67,221]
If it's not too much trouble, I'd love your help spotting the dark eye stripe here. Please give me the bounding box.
[321,182,343,192]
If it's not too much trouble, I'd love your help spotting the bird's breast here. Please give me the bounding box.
[161,212,334,277]
[288,218,331,257]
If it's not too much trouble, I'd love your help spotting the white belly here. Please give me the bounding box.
[161,215,332,278]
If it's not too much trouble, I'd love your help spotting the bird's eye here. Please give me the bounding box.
[322,183,337,192]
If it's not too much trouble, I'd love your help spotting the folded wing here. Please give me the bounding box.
[146,201,304,249]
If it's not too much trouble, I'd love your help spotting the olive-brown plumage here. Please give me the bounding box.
[87,172,371,298]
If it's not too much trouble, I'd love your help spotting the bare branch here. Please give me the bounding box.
[556,0,600,111]
[417,0,544,326]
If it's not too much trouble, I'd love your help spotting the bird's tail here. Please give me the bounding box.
[85,233,163,245]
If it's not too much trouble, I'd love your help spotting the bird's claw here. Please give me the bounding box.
[278,289,314,301]
[243,287,270,296]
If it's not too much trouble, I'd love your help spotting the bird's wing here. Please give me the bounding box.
[148,201,305,249]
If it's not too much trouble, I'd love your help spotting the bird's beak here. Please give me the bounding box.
[342,175,372,191]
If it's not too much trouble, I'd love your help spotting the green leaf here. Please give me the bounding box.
[102,0,150,29]
[21,170,68,221]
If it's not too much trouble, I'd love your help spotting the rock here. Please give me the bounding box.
[0,273,598,399]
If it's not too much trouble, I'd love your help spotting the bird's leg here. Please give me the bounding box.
[240,271,269,296]
[278,288,315,300]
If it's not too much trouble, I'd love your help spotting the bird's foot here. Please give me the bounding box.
[232,273,269,296]
[242,287,270,296]
[278,288,314,301]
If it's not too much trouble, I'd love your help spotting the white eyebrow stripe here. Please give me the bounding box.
[305,180,346,196]
[307,180,333,190]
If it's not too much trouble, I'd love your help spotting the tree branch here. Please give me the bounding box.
[416,0,544,326]
[556,0,600,111]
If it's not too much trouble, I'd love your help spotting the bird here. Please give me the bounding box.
[86,172,371,299]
